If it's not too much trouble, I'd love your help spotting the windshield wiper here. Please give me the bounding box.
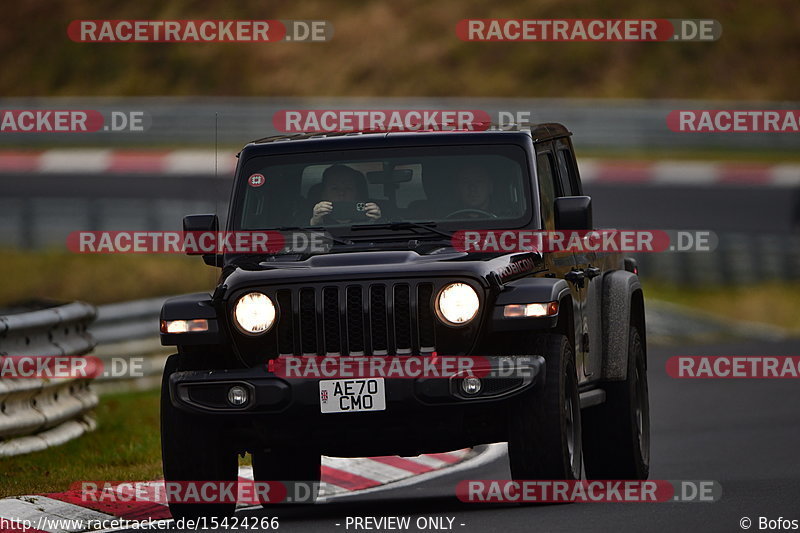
[349,221,455,240]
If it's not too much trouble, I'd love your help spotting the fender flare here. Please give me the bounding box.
[490,277,571,332]
[601,270,646,380]
[160,292,221,346]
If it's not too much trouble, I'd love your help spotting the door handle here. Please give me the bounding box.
[565,269,585,287]
[585,266,601,280]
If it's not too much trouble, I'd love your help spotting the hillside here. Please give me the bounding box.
[0,0,798,99]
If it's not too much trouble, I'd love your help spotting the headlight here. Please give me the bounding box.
[435,283,480,326]
[233,292,276,335]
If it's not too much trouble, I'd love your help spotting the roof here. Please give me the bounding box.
[249,122,571,145]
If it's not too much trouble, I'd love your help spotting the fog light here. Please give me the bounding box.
[227,385,249,406]
[461,377,482,396]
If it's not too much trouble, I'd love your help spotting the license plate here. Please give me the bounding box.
[319,378,386,414]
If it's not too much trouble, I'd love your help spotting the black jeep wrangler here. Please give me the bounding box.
[159,124,650,518]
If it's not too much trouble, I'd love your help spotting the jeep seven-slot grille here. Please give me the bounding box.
[275,282,436,356]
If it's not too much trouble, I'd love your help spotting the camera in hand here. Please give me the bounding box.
[331,201,369,220]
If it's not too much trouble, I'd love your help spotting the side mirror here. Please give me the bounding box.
[183,214,219,233]
[554,196,592,231]
[183,215,220,264]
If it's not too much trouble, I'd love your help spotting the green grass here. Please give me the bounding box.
[0,250,215,307]
[645,281,800,333]
[0,389,163,498]
[3,251,800,336]
[578,147,800,163]
[0,387,253,499]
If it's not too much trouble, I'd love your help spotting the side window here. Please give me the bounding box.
[555,138,581,196]
[536,152,557,231]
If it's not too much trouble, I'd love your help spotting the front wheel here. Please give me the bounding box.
[582,324,650,479]
[507,334,582,480]
[161,354,239,520]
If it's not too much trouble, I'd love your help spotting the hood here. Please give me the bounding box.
[220,250,545,294]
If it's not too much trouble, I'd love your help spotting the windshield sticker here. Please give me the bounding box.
[248,173,266,187]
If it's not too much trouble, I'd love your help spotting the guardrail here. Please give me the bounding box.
[0,96,798,150]
[89,298,172,393]
[0,302,98,457]
[0,270,787,458]
[635,232,800,286]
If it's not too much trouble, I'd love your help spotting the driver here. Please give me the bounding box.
[309,165,382,225]
[453,165,494,217]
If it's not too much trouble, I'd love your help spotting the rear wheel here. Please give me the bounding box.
[582,324,650,479]
[161,354,239,519]
[507,334,582,480]
[252,449,322,506]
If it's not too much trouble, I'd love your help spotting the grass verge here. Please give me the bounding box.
[0,389,162,499]
[0,250,215,307]
[2,251,799,334]
[645,281,800,333]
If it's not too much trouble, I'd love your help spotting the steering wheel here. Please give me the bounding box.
[445,209,498,219]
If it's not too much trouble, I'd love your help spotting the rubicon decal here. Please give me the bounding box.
[496,257,538,279]
[274,110,493,133]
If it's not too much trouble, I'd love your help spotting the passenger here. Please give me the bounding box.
[309,165,382,224]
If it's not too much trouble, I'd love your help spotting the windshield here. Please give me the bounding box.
[233,144,534,237]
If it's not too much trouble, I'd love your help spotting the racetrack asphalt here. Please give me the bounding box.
[113,337,800,533]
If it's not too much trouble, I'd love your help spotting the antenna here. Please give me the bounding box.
[214,112,219,182]
[213,112,221,270]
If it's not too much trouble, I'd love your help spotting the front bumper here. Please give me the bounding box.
[170,355,544,414]
[168,356,544,455]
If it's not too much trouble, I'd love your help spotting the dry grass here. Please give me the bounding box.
[0,250,216,307]
[646,281,800,333]
[0,0,798,99]
[2,251,799,335]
